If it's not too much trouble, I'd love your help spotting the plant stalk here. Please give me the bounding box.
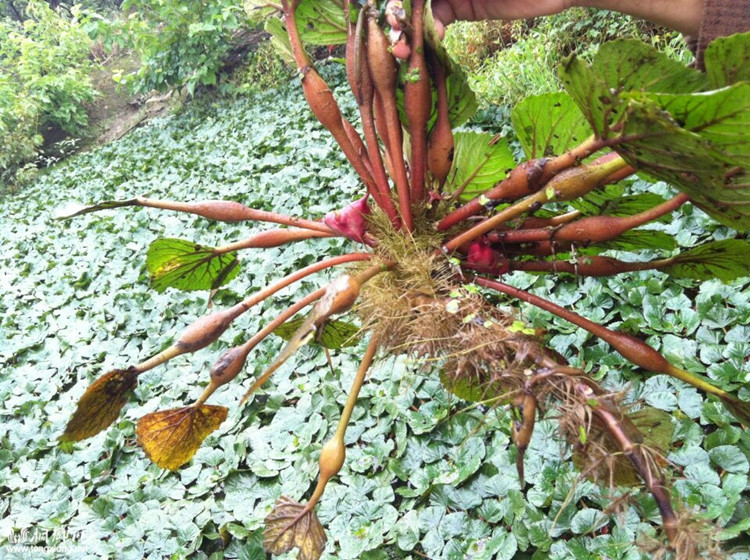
[346,5,401,227]
[131,254,370,376]
[283,0,389,210]
[493,193,689,245]
[443,156,629,253]
[404,0,430,203]
[240,262,388,403]
[299,335,378,512]
[438,137,613,231]
[133,197,332,233]
[215,228,334,254]
[195,286,327,407]
[475,277,745,418]
[365,9,413,231]
[574,383,677,542]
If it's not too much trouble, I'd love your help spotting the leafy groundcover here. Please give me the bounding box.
[1,65,749,559]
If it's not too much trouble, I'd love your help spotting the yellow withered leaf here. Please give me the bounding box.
[264,496,326,560]
[136,404,227,471]
[60,368,139,442]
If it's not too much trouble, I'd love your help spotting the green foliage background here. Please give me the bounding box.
[443,9,691,107]
[0,0,98,185]
[1,65,749,559]
[102,0,250,96]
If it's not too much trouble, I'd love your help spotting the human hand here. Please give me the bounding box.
[430,0,704,37]
[431,0,573,37]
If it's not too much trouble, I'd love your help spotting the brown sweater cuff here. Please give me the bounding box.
[696,0,750,68]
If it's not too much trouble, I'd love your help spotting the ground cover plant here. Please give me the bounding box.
[58,0,750,557]
[2,1,747,557]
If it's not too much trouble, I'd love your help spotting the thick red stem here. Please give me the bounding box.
[509,256,653,277]
[438,138,610,231]
[475,277,737,403]
[426,55,453,190]
[346,8,401,228]
[283,1,384,208]
[496,193,689,245]
[443,156,628,253]
[405,0,430,203]
[136,197,331,233]
[215,228,334,254]
[234,253,371,314]
[242,287,326,360]
[366,12,413,231]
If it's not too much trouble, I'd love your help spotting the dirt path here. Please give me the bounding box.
[83,53,174,148]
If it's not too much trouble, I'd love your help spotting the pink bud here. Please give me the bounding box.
[467,238,509,275]
[324,195,371,244]
[391,36,411,60]
[428,190,443,205]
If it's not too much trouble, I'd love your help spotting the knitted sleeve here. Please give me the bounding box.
[696,0,750,67]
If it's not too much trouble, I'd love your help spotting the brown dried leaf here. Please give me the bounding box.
[573,405,672,486]
[60,368,139,442]
[136,404,227,470]
[263,496,326,560]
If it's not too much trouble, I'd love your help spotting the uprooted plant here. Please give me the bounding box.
[57,1,750,558]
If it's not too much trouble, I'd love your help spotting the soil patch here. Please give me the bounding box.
[83,52,173,147]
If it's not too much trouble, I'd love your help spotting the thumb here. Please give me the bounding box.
[434,18,447,39]
[431,1,455,39]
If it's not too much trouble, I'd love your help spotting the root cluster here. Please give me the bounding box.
[356,209,546,400]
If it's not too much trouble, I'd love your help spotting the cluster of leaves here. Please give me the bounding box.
[1,53,749,558]
[231,39,293,95]
[444,8,690,107]
[0,0,123,22]
[89,0,251,96]
[0,0,98,186]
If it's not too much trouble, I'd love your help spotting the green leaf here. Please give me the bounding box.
[659,240,750,282]
[273,316,360,349]
[704,31,750,88]
[705,425,741,450]
[296,0,348,46]
[265,17,296,67]
[446,132,515,202]
[559,38,708,137]
[628,407,673,454]
[511,92,592,159]
[439,369,506,403]
[454,438,485,485]
[569,508,607,535]
[642,84,750,169]
[613,91,750,230]
[445,66,478,128]
[708,445,750,474]
[591,229,677,253]
[717,516,750,541]
[245,1,278,24]
[146,238,241,293]
[570,185,669,221]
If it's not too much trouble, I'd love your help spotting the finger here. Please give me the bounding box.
[435,18,446,39]
[431,1,456,38]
